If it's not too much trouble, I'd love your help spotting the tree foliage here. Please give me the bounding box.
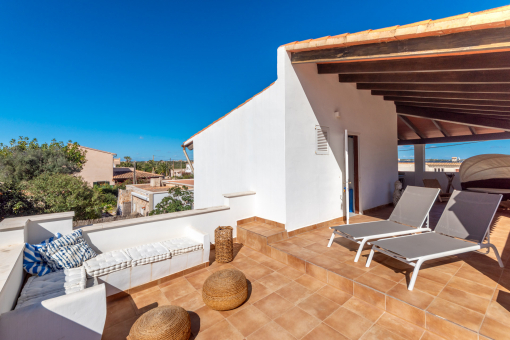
[150,186,193,215]
[0,137,86,183]
[0,182,36,217]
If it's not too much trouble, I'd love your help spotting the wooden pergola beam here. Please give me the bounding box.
[371,90,510,101]
[398,132,510,145]
[339,70,510,83]
[384,97,510,107]
[317,51,510,74]
[469,127,477,135]
[398,115,426,139]
[292,27,510,64]
[432,120,450,137]
[396,105,510,131]
[424,108,510,118]
[357,83,510,92]
[394,102,510,113]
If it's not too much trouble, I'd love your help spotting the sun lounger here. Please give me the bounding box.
[423,178,451,202]
[328,186,440,262]
[366,190,503,290]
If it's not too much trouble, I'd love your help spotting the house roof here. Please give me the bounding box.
[112,170,164,180]
[283,5,510,52]
[183,82,275,146]
[79,145,117,155]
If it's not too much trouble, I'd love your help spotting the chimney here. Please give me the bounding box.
[150,177,162,187]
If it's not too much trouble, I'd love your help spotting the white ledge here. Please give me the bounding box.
[223,191,256,199]
[0,212,75,232]
[0,244,24,292]
[81,205,230,232]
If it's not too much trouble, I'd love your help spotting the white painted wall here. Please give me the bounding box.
[281,47,398,231]
[192,76,286,224]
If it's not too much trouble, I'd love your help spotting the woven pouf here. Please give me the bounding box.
[128,305,191,340]
[215,226,234,263]
[202,268,247,311]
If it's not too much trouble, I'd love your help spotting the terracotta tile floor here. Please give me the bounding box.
[102,203,510,340]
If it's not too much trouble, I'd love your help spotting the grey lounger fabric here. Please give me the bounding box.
[371,233,475,259]
[434,190,502,243]
[331,221,414,238]
[388,186,442,227]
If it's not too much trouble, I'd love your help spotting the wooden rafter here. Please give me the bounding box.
[398,115,426,139]
[292,27,510,64]
[394,102,510,113]
[339,70,510,83]
[385,97,510,107]
[398,132,510,145]
[371,91,510,101]
[396,105,510,131]
[431,120,450,137]
[469,127,477,135]
[357,83,510,92]
[317,51,510,74]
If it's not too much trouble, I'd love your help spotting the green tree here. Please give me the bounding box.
[27,173,102,220]
[0,137,86,184]
[150,186,193,215]
[0,182,37,218]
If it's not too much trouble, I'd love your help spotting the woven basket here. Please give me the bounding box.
[202,268,247,311]
[128,305,191,340]
[215,226,233,263]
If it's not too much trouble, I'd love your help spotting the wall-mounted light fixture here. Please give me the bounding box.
[334,110,341,119]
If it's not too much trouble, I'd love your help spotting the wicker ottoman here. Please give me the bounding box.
[215,226,234,263]
[202,268,247,311]
[128,305,191,340]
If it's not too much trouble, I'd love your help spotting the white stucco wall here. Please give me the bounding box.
[280,47,398,231]
[192,78,286,224]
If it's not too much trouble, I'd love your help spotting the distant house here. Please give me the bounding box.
[113,158,121,166]
[76,146,116,186]
[112,168,163,184]
[185,161,194,174]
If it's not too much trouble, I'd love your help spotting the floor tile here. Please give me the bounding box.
[249,251,273,264]
[446,276,495,300]
[190,305,225,333]
[297,293,341,320]
[355,272,398,293]
[307,254,340,269]
[367,263,407,283]
[260,258,287,271]
[454,266,499,288]
[375,312,425,340]
[242,263,274,281]
[329,262,366,280]
[247,321,297,340]
[437,286,490,314]
[130,288,170,315]
[386,296,425,328]
[228,305,271,337]
[185,269,212,290]
[105,296,136,330]
[324,307,373,340]
[257,272,292,292]
[278,265,305,280]
[302,322,349,340]
[195,319,244,340]
[387,284,434,310]
[405,276,445,296]
[425,313,478,340]
[246,281,273,304]
[360,325,405,340]
[304,242,330,254]
[253,292,294,319]
[342,297,384,322]
[316,284,352,306]
[479,315,510,340]
[275,281,313,304]
[486,296,510,325]
[160,277,197,301]
[275,306,321,339]
[426,297,484,331]
[171,291,205,311]
[101,315,139,340]
[295,274,326,292]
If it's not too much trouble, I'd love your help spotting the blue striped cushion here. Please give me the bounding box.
[23,233,63,276]
[39,229,97,270]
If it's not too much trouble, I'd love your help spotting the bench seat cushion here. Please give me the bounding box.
[124,242,172,267]
[84,249,132,277]
[162,237,203,256]
[15,267,86,310]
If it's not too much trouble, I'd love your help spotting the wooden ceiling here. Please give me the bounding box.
[291,27,510,145]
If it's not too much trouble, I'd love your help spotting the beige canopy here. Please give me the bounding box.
[459,154,510,183]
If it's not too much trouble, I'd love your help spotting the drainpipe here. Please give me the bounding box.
[182,145,194,174]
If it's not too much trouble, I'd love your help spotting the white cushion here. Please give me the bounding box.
[15,267,86,310]
[124,242,171,267]
[84,249,132,277]
[162,237,203,256]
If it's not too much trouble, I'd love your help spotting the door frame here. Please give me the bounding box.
[347,132,362,215]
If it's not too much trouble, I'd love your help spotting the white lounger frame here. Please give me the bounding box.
[327,217,431,262]
[366,221,504,291]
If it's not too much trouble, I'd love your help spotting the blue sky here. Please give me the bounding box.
[1,0,509,161]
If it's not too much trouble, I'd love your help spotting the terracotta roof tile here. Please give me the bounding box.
[284,5,510,51]
[183,82,275,145]
[113,170,164,180]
